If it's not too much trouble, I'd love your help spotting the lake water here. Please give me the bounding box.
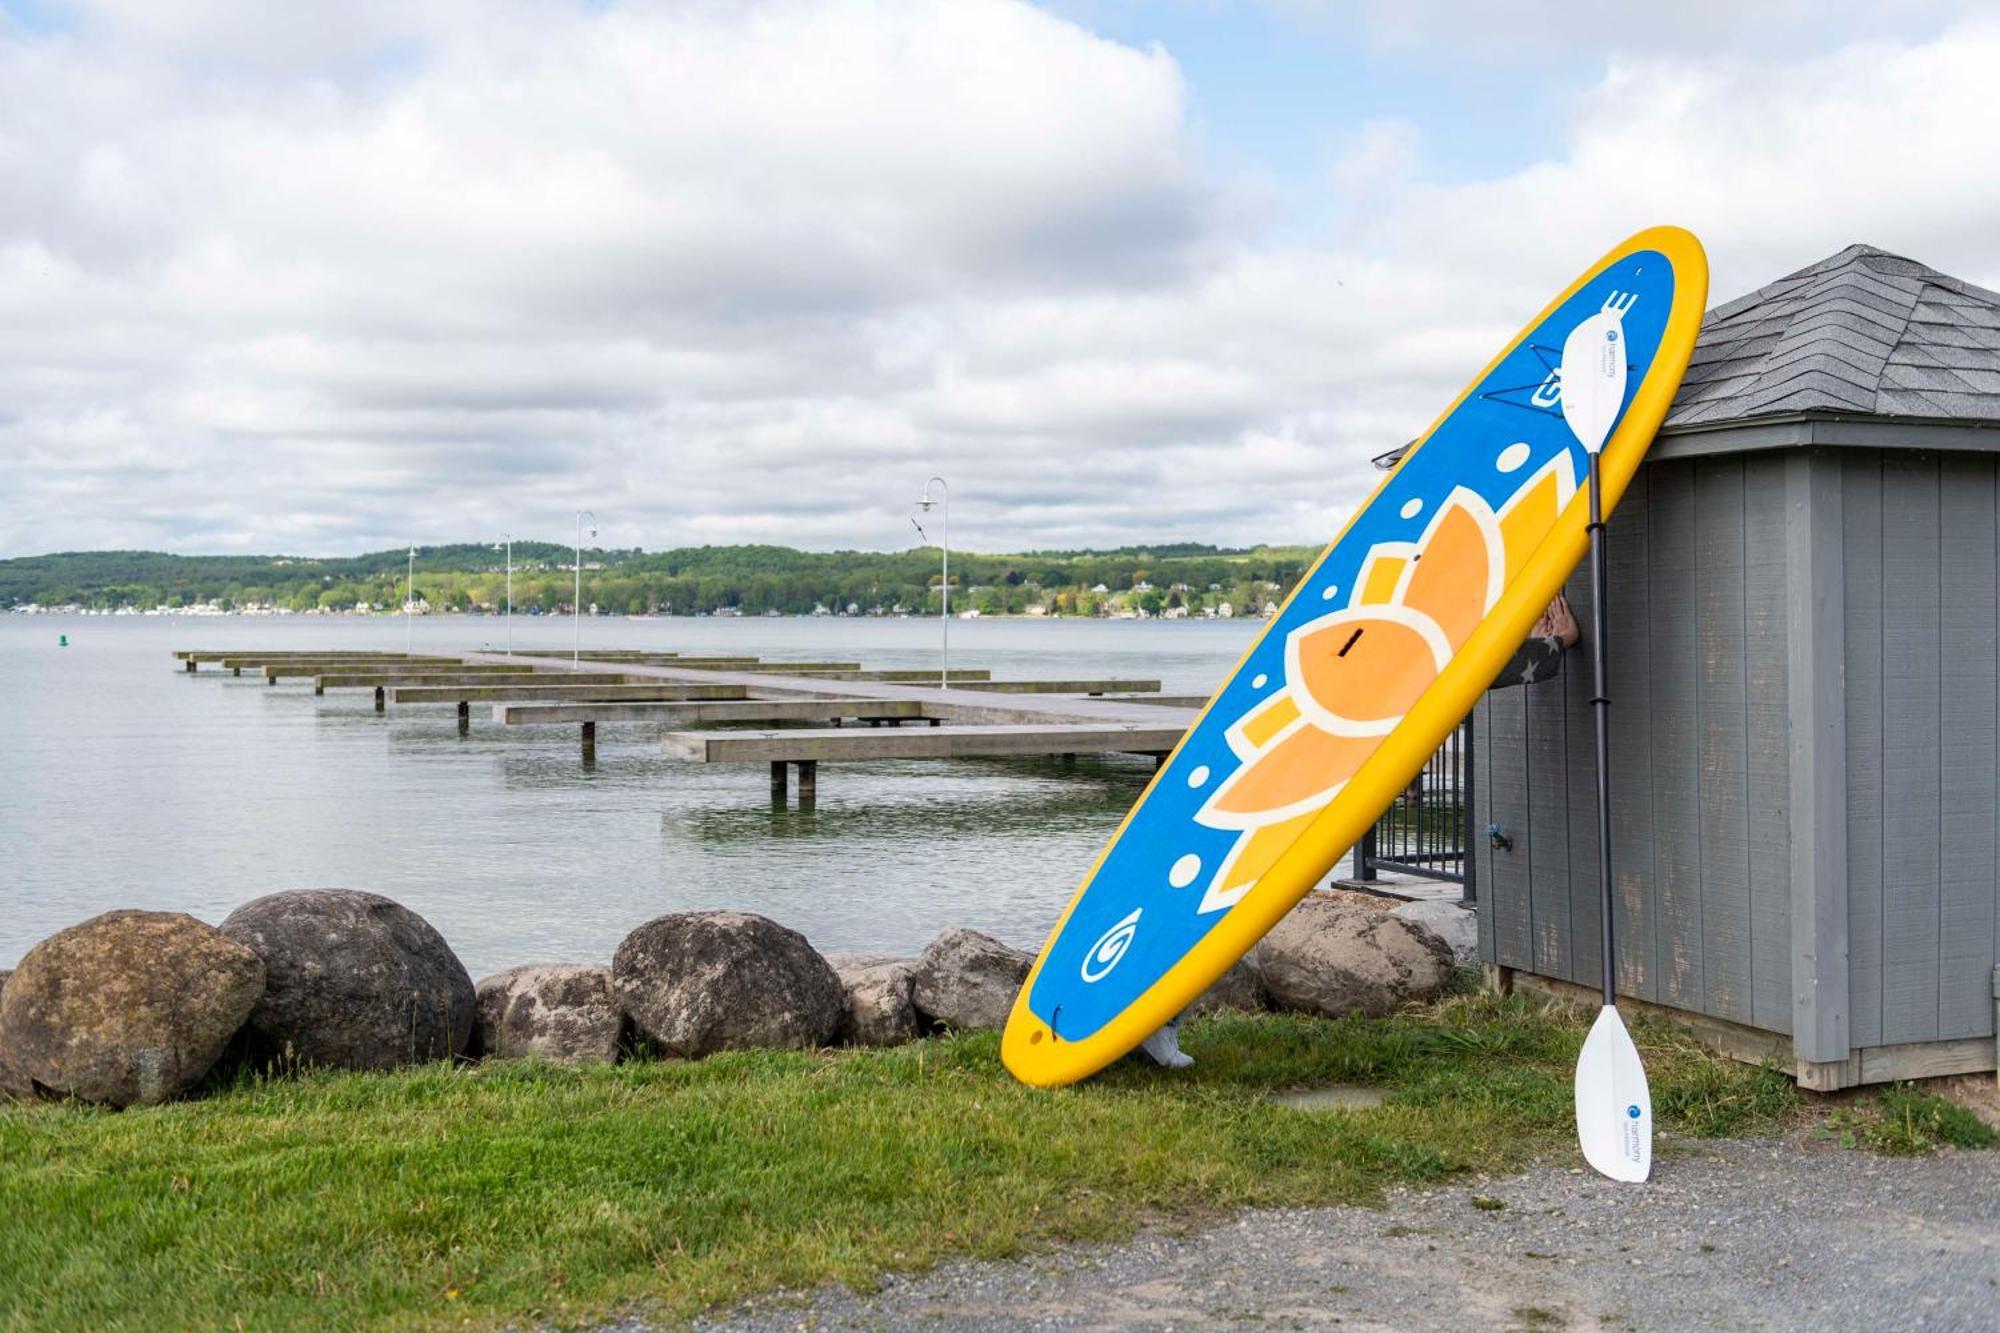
[0,614,1264,977]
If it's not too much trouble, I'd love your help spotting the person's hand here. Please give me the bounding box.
[1530,594,1580,648]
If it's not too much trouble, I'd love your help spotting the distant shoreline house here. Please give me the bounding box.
[1472,244,2000,1090]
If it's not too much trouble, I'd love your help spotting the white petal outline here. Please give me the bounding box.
[1388,485,1507,628]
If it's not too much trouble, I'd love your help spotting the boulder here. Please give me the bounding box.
[910,929,1031,1031]
[473,964,621,1065]
[1389,900,1479,968]
[826,953,919,1047]
[1253,893,1455,1019]
[0,911,265,1106]
[1184,954,1269,1017]
[613,912,844,1058]
[221,890,474,1071]
[0,969,31,1103]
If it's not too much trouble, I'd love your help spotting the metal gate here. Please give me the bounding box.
[1352,721,1474,899]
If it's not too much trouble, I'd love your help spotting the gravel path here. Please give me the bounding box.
[687,1138,2000,1331]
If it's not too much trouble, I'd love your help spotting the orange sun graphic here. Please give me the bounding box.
[1189,453,1577,916]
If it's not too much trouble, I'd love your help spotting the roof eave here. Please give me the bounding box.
[1652,409,2000,461]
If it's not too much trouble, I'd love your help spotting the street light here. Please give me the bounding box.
[914,476,949,688]
[574,510,596,670]
[405,546,417,653]
[494,534,513,656]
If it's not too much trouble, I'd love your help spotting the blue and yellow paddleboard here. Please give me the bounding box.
[1003,227,1708,1086]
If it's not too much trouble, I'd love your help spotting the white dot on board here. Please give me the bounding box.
[1169,854,1202,888]
[1399,498,1423,520]
[1251,673,1268,688]
[1321,584,1339,600]
[1187,765,1210,789]
[1497,441,1532,473]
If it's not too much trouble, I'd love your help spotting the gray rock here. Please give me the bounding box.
[613,912,844,1058]
[1389,900,1478,967]
[0,911,265,1106]
[1184,954,1269,1017]
[221,889,474,1072]
[910,929,1031,1031]
[826,953,919,1047]
[1253,893,1454,1019]
[473,964,621,1065]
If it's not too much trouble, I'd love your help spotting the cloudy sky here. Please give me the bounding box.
[2,1,1996,558]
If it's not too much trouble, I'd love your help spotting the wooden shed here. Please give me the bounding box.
[1474,244,2000,1090]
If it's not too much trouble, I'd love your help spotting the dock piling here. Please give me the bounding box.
[457,700,471,735]
[770,761,787,801]
[797,760,817,805]
[374,686,385,712]
[581,721,597,763]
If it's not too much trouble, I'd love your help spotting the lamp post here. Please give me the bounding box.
[495,535,513,656]
[405,545,416,653]
[574,510,596,670]
[915,476,949,688]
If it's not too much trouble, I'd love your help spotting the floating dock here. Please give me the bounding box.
[173,646,1190,800]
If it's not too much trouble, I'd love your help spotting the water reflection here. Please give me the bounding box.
[0,614,1254,975]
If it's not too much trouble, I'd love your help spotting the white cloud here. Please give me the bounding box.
[2,2,1999,557]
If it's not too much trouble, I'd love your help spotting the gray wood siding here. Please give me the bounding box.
[1878,453,1942,1045]
[1474,694,1497,963]
[1745,459,1794,1032]
[1608,465,1658,1001]
[1938,454,1997,1039]
[1697,457,1753,1025]
[1842,453,1886,1048]
[1486,685,1532,969]
[1563,547,1601,990]
[1649,461,1707,1011]
[1478,454,1790,1032]
[1527,628,1572,978]
[1476,442,2000,1059]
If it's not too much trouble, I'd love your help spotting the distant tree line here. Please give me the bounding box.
[0,542,1316,618]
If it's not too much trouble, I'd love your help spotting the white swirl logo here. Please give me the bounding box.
[1080,908,1142,983]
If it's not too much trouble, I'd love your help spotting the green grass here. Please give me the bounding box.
[0,997,1800,1331]
[1828,1083,2000,1155]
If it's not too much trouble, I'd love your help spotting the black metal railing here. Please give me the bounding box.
[1353,721,1474,899]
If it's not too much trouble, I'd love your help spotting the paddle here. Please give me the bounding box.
[1558,292,1653,1183]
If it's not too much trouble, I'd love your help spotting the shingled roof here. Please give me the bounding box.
[1664,243,2000,430]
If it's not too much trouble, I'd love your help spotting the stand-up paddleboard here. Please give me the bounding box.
[1003,227,1708,1087]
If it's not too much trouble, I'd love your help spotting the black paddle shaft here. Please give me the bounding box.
[1587,457,1616,1009]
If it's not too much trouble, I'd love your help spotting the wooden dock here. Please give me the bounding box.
[494,699,929,726]
[175,643,1204,801]
[654,722,1185,763]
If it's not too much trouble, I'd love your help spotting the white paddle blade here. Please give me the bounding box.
[1557,292,1635,454]
[1575,1005,1652,1182]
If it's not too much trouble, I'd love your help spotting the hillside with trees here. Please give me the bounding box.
[0,543,1317,619]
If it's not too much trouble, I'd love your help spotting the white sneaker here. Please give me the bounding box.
[1140,1018,1194,1069]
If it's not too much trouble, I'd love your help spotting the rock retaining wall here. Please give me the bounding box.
[0,889,1469,1107]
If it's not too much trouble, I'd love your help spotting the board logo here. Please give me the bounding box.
[1080,908,1142,983]
[1530,369,1563,409]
